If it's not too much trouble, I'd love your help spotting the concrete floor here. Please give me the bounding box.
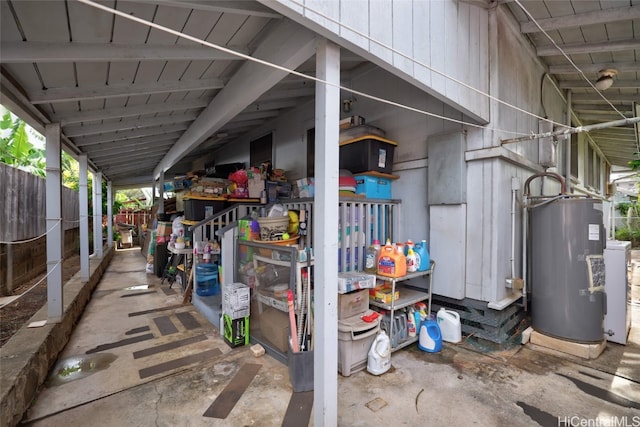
[19,248,640,426]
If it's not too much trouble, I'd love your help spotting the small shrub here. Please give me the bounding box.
[615,227,632,241]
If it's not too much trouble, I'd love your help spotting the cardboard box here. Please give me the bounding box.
[370,283,400,304]
[338,288,369,320]
[259,308,289,353]
[223,314,249,348]
[222,283,251,319]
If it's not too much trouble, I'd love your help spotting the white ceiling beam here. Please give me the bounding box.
[95,148,167,166]
[29,78,224,104]
[63,112,197,137]
[83,132,182,151]
[87,140,175,157]
[234,110,280,121]
[154,19,317,178]
[103,160,161,175]
[260,87,316,101]
[74,124,188,146]
[0,42,248,63]
[52,99,209,125]
[521,6,640,33]
[537,39,640,57]
[573,104,632,112]
[559,80,640,90]
[242,99,298,113]
[549,62,640,74]
[571,93,639,103]
[578,113,634,121]
[125,0,282,19]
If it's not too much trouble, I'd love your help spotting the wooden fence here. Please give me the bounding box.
[0,164,82,294]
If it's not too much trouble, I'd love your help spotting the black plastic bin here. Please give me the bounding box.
[183,198,226,221]
[339,135,397,174]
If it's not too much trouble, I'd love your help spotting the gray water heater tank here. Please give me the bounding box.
[529,197,605,343]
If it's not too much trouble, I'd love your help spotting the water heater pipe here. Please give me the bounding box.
[522,194,528,311]
[511,186,517,279]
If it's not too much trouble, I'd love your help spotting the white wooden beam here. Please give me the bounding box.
[29,78,224,104]
[570,93,639,103]
[153,19,317,178]
[521,6,640,33]
[549,62,640,74]
[45,123,64,323]
[89,141,174,157]
[314,38,340,427]
[63,112,197,137]
[0,42,247,63]
[81,133,181,153]
[559,80,640,89]
[53,99,209,125]
[125,0,283,18]
[73,124,188,146]
[537,39,640,56]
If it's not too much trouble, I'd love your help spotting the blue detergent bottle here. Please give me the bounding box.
[418,317,442,353]
[415,240,431,271]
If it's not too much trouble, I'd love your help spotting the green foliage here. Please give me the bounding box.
[617,201,633,217]
[0,111,46,177]
[615,227,640,248]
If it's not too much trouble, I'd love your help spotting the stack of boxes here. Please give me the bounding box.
[221,283,251,348]
[337,272,380,376]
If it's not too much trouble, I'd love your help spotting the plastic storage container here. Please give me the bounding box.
[196,263,220,296]
[354,174,392,200]
[339,135,397,174]
[183,198,225,221]
[338,314,381,376]
[437,308,462,343]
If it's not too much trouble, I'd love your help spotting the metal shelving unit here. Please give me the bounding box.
[369,261,435,352]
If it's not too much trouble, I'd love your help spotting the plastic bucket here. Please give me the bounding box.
[196,263,219,296]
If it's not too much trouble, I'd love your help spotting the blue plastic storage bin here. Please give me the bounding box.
[355,174,392,200]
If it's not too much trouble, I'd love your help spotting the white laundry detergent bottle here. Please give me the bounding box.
[367,330,391,375]
[437,308,462,343]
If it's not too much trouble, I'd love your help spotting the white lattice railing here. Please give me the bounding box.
[193,198,401,273]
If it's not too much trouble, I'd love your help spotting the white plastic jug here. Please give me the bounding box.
[367,330,391,375]
[437,308,462,343]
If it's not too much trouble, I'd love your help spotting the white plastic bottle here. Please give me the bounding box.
[367,330,391,375]
[407,308,417,337]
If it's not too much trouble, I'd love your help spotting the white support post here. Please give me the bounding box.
[314,38,340,427]
[158,171,165,214]
[107,181,113,248]
[79,155,90,282]
[93,171,103,257]
[45,123,63,323]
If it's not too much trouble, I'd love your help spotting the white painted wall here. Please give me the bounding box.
[261,0,490,122]
[208,5,608,308]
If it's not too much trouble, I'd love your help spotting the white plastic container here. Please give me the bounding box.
[367,330,391,375]
[437,308,462,343]
[338,314,380,376]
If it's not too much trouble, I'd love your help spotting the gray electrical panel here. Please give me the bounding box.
[428,131,466,205]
